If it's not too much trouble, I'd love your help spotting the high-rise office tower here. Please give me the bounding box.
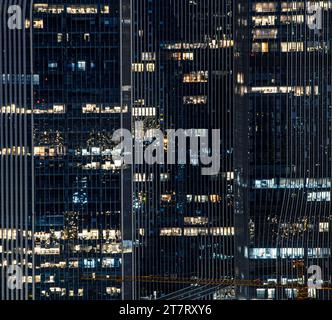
[234,0,332,300]
[32,0,133,300]
[133,0,234,299]
[1,0,235,301]
[2,0,332,302]
[0,1,34,300]
[1,0,133,300]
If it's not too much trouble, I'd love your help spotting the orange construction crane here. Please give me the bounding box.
[292,260,309,300]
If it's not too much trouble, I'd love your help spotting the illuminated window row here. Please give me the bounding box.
[35,247,60,255]
[251,86,319,96]
[141,52,156,61]
[70,244,132,254]
[170,52,194,60]
[1,105,32,114]
[160,227,234,237]
[34,146,66,157]
[281,1,305,12]
[252,41,329,53]
[41,287,120,297]
[79,148,113,156]
[252,28,278,40]
[280,14,304,24]
[183,95,207,104]
[33,4,64,14]
[77,229,121,240]
[82,103,128,114]
[33,4,110,14]
[255,178,331,189]
[85,161,121,171]
[308,191,331,202]
[184,217,209,225]
[0,147,27,156]
[250,247,331,259]
[160,194,221,203]
[132,107,156,117]
[1,74,39,85]
[82,162,121,171]
[162,39,233,50]
[252,2,303,13]
[252,2,277,13]
[132,63,155,72]
[34,104,65,114]
[0,229,32,239]
[252,1,331,13]
[133,173,154,182]
[183,71,208,83]
[25,19,44,29]
[41,288,83,298]
[252,15,276,26]
[281,42,304,52]
[187,194,221,203]
[319,222,329,232]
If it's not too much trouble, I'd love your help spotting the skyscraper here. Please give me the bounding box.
[32,0,133,300]
[1,0,332,302]
[0,0,34,300]
[234,0,332,300]
[1,0,133,300]
[132,0,234,300]
[1,0,235,301]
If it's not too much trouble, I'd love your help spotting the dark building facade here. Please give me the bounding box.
[0,0,34,300]
[32,0,133,299]
[29,0,235,300]
[1,0,332,301]
[234,0,332,300]
[1,0,133,300]
[132,0,234,300]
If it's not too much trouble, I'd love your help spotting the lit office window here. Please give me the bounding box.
[142,52,156,61]
[281,2,305,12]
[33,19,44,29]
[160,228,182,236]
[280,14,304,24]
[132,63,144,72]
[252,42,269,53]
[101,5,110,14]
[308,192,331,202]
[252,2,277,13]
[252,15,276,26]
[77,61,86,71]
[253,29,278,40]
[146,63,155,72]
[33,4,64,14]
[281,42,304,52]
[184,217,209,225]
[183,71,208,83]
[183,96,207,104]
[67,5,98,14]
[319,222,329,232]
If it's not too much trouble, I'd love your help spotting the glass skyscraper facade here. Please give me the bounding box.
[235,0,332,300]
[0,0,332,301]
[132,0,234,300]
[1,0,133,300]
[32,0,133,300]
[0,0,34,300]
